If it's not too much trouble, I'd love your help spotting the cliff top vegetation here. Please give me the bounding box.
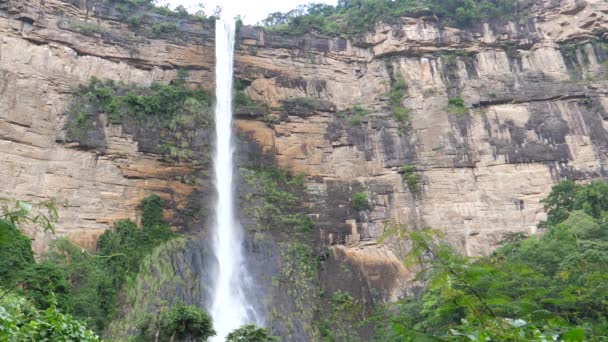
[262,0,522,36]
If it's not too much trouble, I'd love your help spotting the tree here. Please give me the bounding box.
[0,199,58,288]
[141,194,165,229]
[0,198,58,233]
[540,179,578,227]
[174,5,188,17]
[226,324,278,342]
[373,180,608,340]
[159,302,216,341]
[0,292,99,341]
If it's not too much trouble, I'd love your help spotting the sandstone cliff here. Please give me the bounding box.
[235,0,608,260]
[1,0,607,339]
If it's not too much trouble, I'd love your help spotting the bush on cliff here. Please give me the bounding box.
[65,76,212,161]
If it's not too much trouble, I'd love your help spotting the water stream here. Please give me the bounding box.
[210,19,259,341]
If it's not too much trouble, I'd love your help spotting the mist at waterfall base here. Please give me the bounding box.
[209,19,261,340]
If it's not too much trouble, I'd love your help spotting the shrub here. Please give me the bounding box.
[235,90,264,110]
[159,303,215,341]
[387,73,411,131]
[337,105,370,125]
[0,199,58,288]
[17,262,72,310]
[141,194,164,228]
[69,20,106,36]
[127,16,141,30]
[151,22,177,37]
[0,220,34,288]
[0,194,174,337]
[65,77,212,160]
[351,192,371,211]
[243,167,313,233]
[0,292,99,341]
[447,96,469,115]
[226,324,278,342]
[399,165,422,193]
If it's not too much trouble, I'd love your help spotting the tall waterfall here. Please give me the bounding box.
[210,19,258,340]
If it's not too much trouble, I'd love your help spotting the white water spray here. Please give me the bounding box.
[210,20,258,340]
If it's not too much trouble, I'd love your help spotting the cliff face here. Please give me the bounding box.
[235,0,608,259]
[1,0,608,339]
[0,0,215,251]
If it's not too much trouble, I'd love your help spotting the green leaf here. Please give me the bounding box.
[562,328,584,342]
[17,201,32,213]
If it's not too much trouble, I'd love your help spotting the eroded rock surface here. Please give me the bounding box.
[235,0,608,260]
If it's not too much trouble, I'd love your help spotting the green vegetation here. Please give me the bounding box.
[0,194,175,334]
[68,20,107,37]
[318,290,366,341]
[235,79,265,111]
[278,240,320,338]
[399,165,421,193]
[441,50,477,69]
[99,0,207,24]
[283,97,320,111]
[387,73,411,132]
[158,302,215,341]
[0,198,58,234]
[243,166,321,339]
[374,180,608,340]
[75,76,210,124]
[560,39,608,82]
[447,96,469,115]
[351,192,371,211]
[66,0,209,39]
[227,324,279,342]
[66,76,212,160]
[263,0,518,37]
[105,238,199,340]
[0,199,58,288]
[0,292,99,341]
[0,219,34,288]
[0,199,98,339]
[243,167,313,233]
[151,22,177,37]
[337,105,370,125]
[126,292,217,341]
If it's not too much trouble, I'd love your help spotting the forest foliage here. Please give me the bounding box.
[3,178,608,340]
[0,292,99,341]
[262,0,519,36]
[0,194,175,335]
[374,180,608,341]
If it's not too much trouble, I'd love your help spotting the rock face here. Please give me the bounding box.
[1,0,608,339]
[0,0,214,251]
[235,0,608,258]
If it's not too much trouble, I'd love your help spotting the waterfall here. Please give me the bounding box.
[210,19,259,340]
